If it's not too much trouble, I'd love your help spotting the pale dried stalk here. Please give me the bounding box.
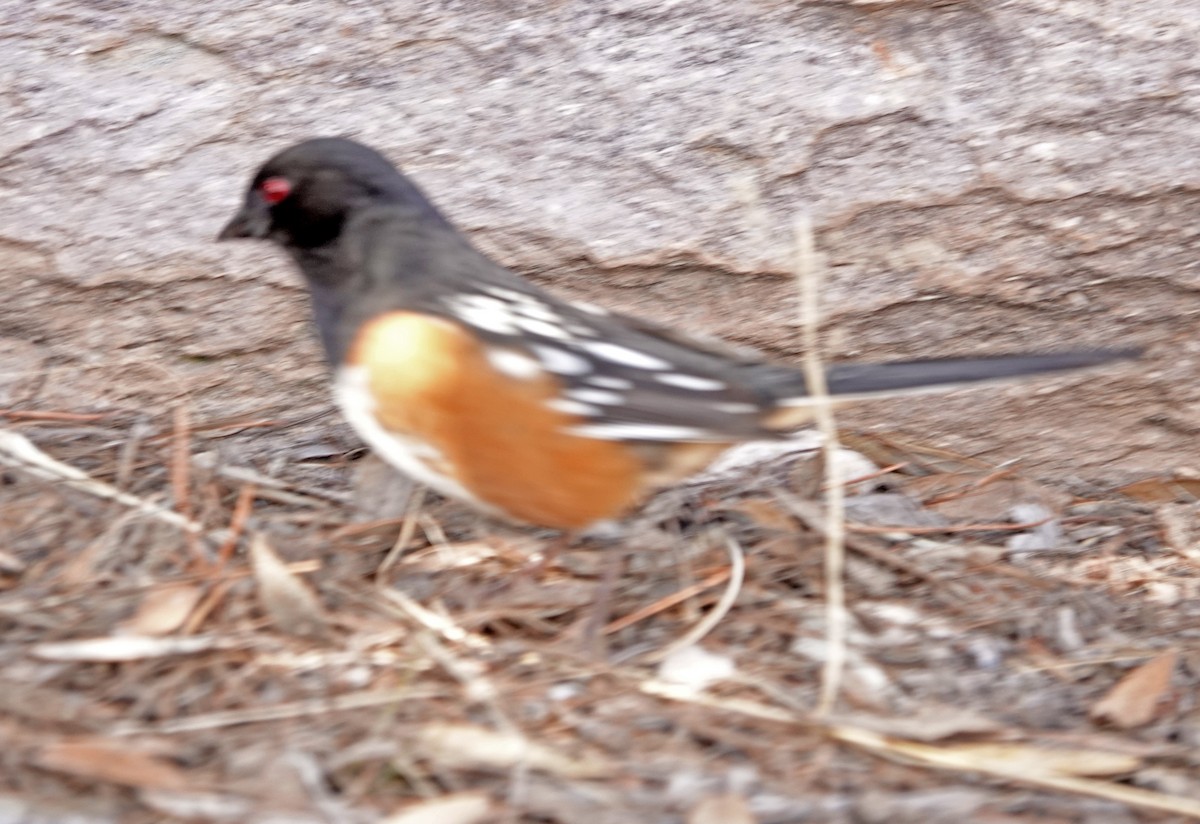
[793,215,847,717]
[641,530,746,664]
[642,684,1200,820]
[0,429,226,548]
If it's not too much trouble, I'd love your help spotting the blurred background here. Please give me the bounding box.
[2,1,1194,482]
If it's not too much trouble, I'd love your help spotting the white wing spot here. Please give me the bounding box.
[713,401,759,414]
[513,316,572,340]
[532,344,592,376]
[486,348,543,380]
[582,341,672,370]
[566,387,624,405]
[566,324,601,338]
[512,301,563,324]
[571,422,714,441]
[655,373,727,391]
[572,301,609,316]
[546,397,600,417]
[586,375,634,390]
[446,294,518,335]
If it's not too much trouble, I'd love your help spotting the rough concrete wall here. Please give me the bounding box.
[2,1,1195,482]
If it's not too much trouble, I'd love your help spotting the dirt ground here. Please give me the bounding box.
[1,403,1198,823]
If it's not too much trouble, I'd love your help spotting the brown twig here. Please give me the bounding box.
[604,567,732,635]
[0,409,107,422]
[215,483,257,569]
[640,532,747,664]
[170,405,205,569]
[181,579,234,635]
[921,465,1019,506]
[847,516,1054,535]
[831,462,908,489]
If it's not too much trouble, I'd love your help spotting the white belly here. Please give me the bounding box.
[333,366,499,515]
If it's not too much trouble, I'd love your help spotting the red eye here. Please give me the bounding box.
[260,176,292,205]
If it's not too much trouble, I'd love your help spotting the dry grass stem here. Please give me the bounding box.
[793,214,847,717]
[0,428,225,545]
[641,531,746,663]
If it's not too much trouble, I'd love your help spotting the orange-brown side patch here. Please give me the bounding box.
[348,312,646,530]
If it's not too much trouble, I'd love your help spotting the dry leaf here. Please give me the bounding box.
[32,635,229,661]
[1090,650,1177,729]
[34,738,189,791]
[416,723,612,778]
[938,742,1141,778]
[844,708,1001,742]
[1119,477,1200,504]
[834,724,1200,818]
[834,725,1141,778]
[121,583,204,636]
[381,792,492,824]
[140,789,252,821]
[688,794,756,824]
[1156,503,1200,557]
[249,533,329,639]
[401,540,500,570]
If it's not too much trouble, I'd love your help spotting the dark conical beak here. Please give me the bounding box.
[217,201,271,241]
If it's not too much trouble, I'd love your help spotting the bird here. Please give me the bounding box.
[217,137,1137,533]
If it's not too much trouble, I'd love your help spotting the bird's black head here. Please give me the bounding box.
[217,137,440,250]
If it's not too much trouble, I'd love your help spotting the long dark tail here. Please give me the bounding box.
[759,348,1140,428]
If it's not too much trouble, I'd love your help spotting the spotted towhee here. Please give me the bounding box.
[218,138,1137,531]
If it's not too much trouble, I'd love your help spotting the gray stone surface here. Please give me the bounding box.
[2,1,1195,480]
